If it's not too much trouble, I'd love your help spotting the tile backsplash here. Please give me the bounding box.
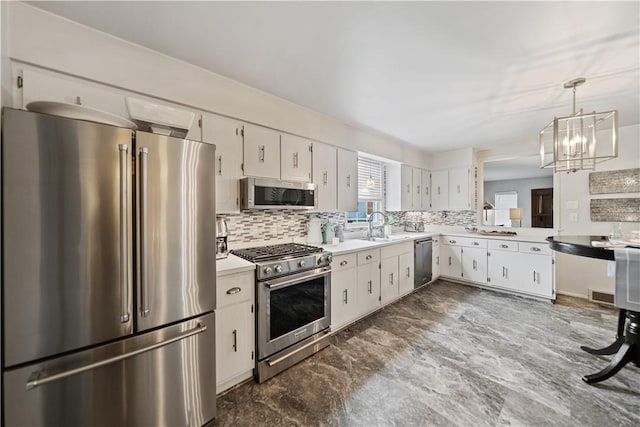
[217,209,476,245]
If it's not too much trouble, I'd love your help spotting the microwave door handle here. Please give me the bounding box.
[118,144,130,323]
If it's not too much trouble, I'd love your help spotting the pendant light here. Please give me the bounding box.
[539,77,618,173]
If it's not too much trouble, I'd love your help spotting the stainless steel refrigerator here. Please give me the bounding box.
[1,108,217,426]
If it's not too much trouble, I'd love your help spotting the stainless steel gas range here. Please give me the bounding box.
[231,243,333,382]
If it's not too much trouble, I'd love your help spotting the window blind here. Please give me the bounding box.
[357,156,383,200]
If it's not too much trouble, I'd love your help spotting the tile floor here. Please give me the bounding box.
[215,280,640,426]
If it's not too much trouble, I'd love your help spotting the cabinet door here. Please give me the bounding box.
[380,257,399,305]
[331,267,357,330]
[400,165,413,211]
[431,170,449,210]
[517,254,553,298]
[461,247,487,284]
[432,238,441,279]
[312,143,337,211]
[280,134,312,182]
[242,124,280,179]
[337,149,358,212]
[357,262,380,316]
[487,250,519,290]
[412,168,423,210]
[421,170,431,210]
[398,252,414,296]
[216,300,254,392]
[440,244,462,279]
[202,113,242,213]
[449,167,470,210]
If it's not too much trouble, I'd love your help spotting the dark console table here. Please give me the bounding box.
[547,235,638,384]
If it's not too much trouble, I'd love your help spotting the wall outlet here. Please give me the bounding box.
[566,200,579,209]
[569,213,578,222]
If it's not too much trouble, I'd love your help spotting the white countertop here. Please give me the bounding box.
[321,230,551,255]
[216,254,255,276]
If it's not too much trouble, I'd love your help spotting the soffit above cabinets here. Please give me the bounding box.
[28,1,640,152]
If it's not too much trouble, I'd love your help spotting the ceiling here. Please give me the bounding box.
[29,1,640,152]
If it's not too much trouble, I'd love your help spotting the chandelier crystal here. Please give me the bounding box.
[539,77,618,173]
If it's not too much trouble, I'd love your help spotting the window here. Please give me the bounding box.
[346,156,384,227]
[494,191,518,227]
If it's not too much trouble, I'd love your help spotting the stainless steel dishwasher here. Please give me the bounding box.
[414,238,433,288]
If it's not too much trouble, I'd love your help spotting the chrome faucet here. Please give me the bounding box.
[367,211,388,239]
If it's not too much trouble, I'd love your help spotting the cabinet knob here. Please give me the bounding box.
[340,260,348,266]
[472,242,479,246]
[500,244,508,249]
[366,254,373,260]
[531,247,541,252]
[226,287,242,295]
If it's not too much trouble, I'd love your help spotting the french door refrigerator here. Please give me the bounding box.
[1,108,217,426]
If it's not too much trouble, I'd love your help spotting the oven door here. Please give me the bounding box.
[257,267,331,359]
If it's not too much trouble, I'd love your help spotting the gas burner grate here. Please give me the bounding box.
[231,243,323,262]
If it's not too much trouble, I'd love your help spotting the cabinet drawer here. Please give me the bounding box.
[357,248,381,265]
[216,272,254,309]
[333,253,357,271]
[488,240,518,252]
[442,236,487,249]
[381,241,413,259]
[519,242,552,256]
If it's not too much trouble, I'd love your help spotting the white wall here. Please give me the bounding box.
[555,124,640,297]
[6,2,428,166]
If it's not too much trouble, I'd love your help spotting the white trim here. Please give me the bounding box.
[556,290,588,299]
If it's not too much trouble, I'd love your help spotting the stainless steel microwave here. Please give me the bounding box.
[240,177,317,210]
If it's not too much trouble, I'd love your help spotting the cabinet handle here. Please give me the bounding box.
[340,260,348,266]
[500,244,509,249]
[437,186,441,195]
[258,145,265,162]
[226,287,242,295]
[448,256,452,266]
[232,329,237,352]
[457,184,461,194]
[217,155,223,175]
[502,266,506,277]
[368,280,372,294]
[436,256,439,265]
[505,267,508,279]
[473,260,477,270]
[406,184,410,193]
[533,271,536,283]
[406,266,411,278]
[472,242,479,246]
[389,273,394,285]
[323,171,328,185]
[347,174,351,187]
[531,247,541,252]
[366,254,373,260]
[417,185,420,194]
[343,289,348,304]
[449,240,456,244]
[293,152,298,168]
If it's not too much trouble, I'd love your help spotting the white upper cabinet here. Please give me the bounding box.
[242,124,280,179]
[337,148,358,212]
[201,113,242,213]
[449,167,471,210]
[312,142,338,212]
[421,170,431,210]
[412,167,422,210]
[430,170,449,211]
[400,165,413,211]
[280,134,312,182]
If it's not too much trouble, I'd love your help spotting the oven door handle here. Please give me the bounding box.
[264,267,331,290]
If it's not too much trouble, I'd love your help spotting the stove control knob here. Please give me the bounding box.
[264,266,273,274]
[298,260,306,267]
[325,254,333,264]
[274,265,283,273]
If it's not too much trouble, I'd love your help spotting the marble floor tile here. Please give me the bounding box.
[215,280,640,427]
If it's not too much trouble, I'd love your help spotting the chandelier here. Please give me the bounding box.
[539,77,618,173]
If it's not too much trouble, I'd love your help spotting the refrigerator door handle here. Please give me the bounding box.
[139,147,150,317]
[119,144,130,323]
[25,323,207,390]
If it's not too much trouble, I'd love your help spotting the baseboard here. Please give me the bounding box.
[556,290,588,299]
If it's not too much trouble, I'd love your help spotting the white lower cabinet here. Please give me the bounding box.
[487,250,520,289]
[398,252,414,296]
[356,251,381,316]
[461,247,487,284]
[517,252,554,298]
[440,243,462,279]
[380,256,399,305]
[215,270,255,394]
[432,237,441,280]
[330,253,358,330]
